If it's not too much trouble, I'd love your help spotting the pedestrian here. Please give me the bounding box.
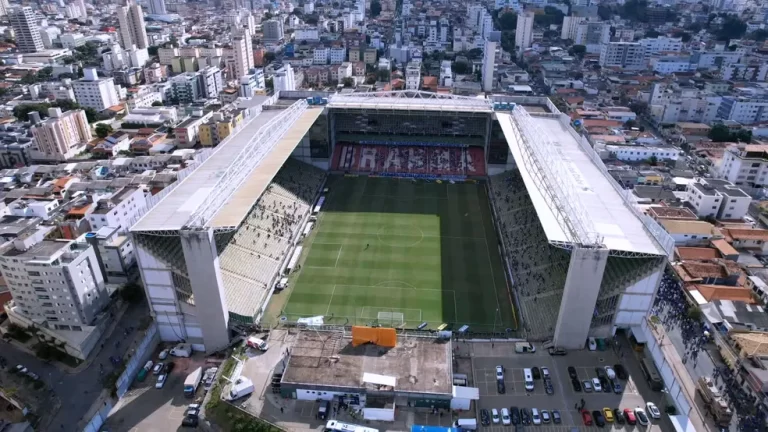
[280,407,284,413]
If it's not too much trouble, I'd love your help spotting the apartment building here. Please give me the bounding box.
[561,15,585,40]
[87,187,147,234]
[718,144,768,191]
[9,7,43,53]
[231,28,253,80]
[85,226,135,284]
[600,42,646,70]
[170,72,202,103]
[126,88,162,109]
[198,108,246,147]
[116,1,148,50]
[721,63,768,81]
[72,68,120,111]
[329,46,346,64]
[686,178,751,220]
[406,62,421,90]
[239,69,265,98]
[199,66,224,99]
[515,12,534,54]
[717,97,768,124]
[30,108,91,162]
[692,50,741,69]
[652,56,694,75]
[263,19,284,41]
[482,40,497,92]
[313,47,330,65]
[574,22,610,54]
[274,64,296,92]
[639,36,683,55]
[157,47,179,66]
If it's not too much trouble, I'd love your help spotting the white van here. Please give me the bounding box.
[275,278,288,291]
[454,418,477,430]
[524,368,534,391]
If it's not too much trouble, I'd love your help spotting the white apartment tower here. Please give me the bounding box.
[405,62,421,90]
[0,0,9,17]
[72,68,120,111]
[515,12,534,55]
[31,108,92,161]
[10,7,44,53]
[561,15,585,40]
[273,64,296,92]
[0,239,109,329]
[262,19,284,41]
[149,0,167,15]
[599,42,646,70]
[482,40,497,92]
[231,28,254,80]
[117,2,148,50]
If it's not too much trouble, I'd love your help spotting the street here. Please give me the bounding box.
[1,299,149,431]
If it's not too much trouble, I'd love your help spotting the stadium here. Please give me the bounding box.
[131,90,674,353]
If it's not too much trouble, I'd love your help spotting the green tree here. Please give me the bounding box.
[13,103,51,121]
[95,123,113,138]
[569,44,586,57]
[263,52,276,64]
[342,77,355,87]
[673,31,692,42]
[265,77,274,90]
[624,119,637,129]
[598,4,613,20]
[467,48,483,60]
[370,0,382,17]
[365,74,377,84]
[376,69,390,82]
[451,61,471,75]
[748,29,768,41]
[648,155,658,166]
[687,306,702,322]
[151,101,164,107]
[645,29,661,38]
[498,12,517,30]
[147,46,159,56]
[708,124,732,142]
[717,15,747,41]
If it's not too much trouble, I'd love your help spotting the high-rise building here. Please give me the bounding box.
[31,107,91,161]
[117,2,148,50]
[405,62,420,90]
[262,19,284,41]
[231,28,253,80]
[72,68,120,111]
[10,7,44,53]
[574,22,610,54]
[515,11,534,55]
[239,68,265,98]
[75,0,87,20]
[561,15,585,40]
[0,0,9,17]
[199,66,224,99]
[273,64,296,92]
[482,40,497,92]
[0,239,109,329]
[149,0,167,14]
[599,42,646,70]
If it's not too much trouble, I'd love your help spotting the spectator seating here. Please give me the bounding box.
[331,145,487,177]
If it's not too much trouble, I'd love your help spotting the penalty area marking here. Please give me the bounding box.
[376,224,424,247]
[375,280,417,289]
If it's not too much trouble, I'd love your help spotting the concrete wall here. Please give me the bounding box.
[639,318,693,416]
[615,266,663,327]
[115,321,160,398]
[180,229,230,353]
[554,248,609,349]
[135,244,188,342]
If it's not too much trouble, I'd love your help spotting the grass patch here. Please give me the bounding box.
[277,176,516,332]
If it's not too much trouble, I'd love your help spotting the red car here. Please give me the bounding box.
[623,408,636,425]
[581,410,593,426]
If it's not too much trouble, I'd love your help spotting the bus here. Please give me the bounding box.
[325,420,379,432]
[639,358,664,391]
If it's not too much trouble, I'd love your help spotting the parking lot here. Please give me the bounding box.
[104,350,213,432]
[470,339,673,432]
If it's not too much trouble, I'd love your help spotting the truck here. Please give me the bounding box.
[183,367,203,398]
[697,376,733,426]
[227,377,255,401]
[137,360,153,382]
[170,343,192,358]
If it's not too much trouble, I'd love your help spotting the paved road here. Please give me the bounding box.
[1,300,149,431]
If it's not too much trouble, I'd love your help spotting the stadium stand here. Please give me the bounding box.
[489,171,571,340]
[331,145,486,177]
[218,158,326,319]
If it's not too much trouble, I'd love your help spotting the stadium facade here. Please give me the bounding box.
[131,91,674,352]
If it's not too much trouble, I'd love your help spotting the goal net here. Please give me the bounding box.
[377,311,405,327]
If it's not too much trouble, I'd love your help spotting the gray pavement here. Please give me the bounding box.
[0,300,149,431]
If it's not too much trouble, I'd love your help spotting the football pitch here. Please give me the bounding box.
[279,176,517,332]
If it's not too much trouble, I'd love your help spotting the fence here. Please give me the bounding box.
[80,398,113,432]
[115,321,160,398]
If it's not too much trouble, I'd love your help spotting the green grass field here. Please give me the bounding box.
[278,176,517,332]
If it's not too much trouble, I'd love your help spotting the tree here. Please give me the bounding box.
[644,29,661,38]
[451,61,471,75]
[498,12,517,31]
[467,48,483,60]
[365,74,377,84]
[370,0,381,17]
[673,31,692,42]
[648,155,658,166]
[597,4,613,20]
[151,101,164,107]
[708,124,732,142]
[717,15,747,41]
[265,77,274,90]
[748,29,768,42]
[342,77,355,87]
[624,119,637,129]
[147,46,159,56]
[376,69,390,82]
[687,306,702,322]
[629,101,649,116]
[569,44,586,57]
[95,123,113,138]
[263,52,276,64]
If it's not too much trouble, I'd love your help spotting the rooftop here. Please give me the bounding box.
[3,240,67,260]
[282,331,452,395]
[659,219,714,235]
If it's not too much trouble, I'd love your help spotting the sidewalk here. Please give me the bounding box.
[4,300,130,375]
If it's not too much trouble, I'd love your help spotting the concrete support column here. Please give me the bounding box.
[553,247,609,349]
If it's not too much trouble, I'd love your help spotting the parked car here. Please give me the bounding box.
[604,366,616,380]
[497,379,506,394]
[491,409,500,424]
[595,367,606,379]
[614,409,625,425]
[583,380,592,392]
[158,349,169,360]
[181,404,199,428]
[531,408,541,425]
[532,367,541,380]
[501,408,511,426]
[155,374,167,389]
[541,367,550,379]
[544,379,554,395]
[164,362,176,374]
[635,408,649,426]
[600,376,611,393]
[510,407,520,425]
[623,408,636,425]
[592,410,605,427]
[646,402,661,419]
[552,410,561,424]
[317,400,330,420]
[14,365,27,374]
[152,363,164,375]
[571,378,581,392]
[541,410,551,423]
[480,409,491,426]
[495,365,504,381]
[614,364,628,380]
[602,408,614,423]
[548,347,567,356]
[592,377,602,392]
[521,408,531,425]
[567,366,578,380]
[581,410,593,426]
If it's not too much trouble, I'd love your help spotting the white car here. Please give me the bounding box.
[152,363,163,375]
[491,408,500,424]
[158,349,169,360]
[635,407,650,426]
[592,377,602,392]
[531,408,541,425]
[495,365,504,381]
[14,365,27,374]
[541,367,550,379]
[501,408,511,426]
[588,337,597,351]
[646,402,661,419]
[541,410,551,423]
[155,374,167,389]
[604,366,616,380]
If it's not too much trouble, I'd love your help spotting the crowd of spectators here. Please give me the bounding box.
[333,145,486,176]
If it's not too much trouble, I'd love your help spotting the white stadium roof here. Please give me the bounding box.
[329,90,493,113]
[498,112,667,256]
